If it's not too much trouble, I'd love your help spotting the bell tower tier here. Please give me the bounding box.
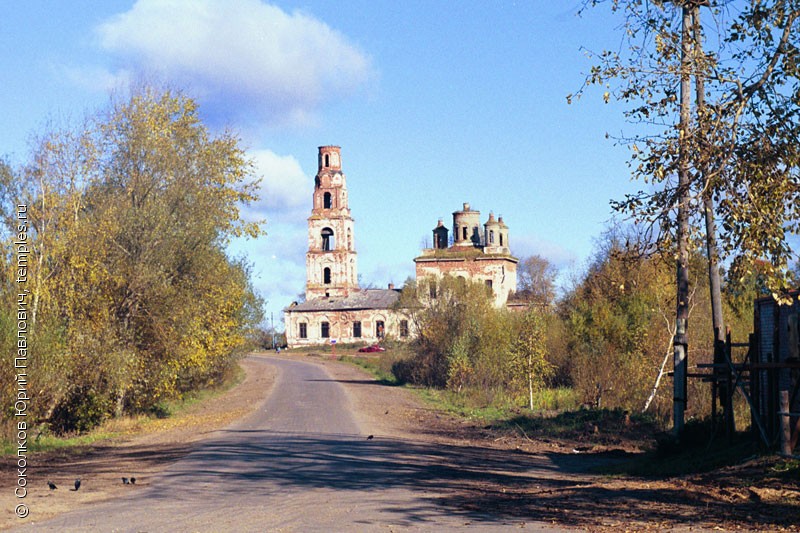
[306,146,359,300]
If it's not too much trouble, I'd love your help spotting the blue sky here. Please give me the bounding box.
[2,1,641,327]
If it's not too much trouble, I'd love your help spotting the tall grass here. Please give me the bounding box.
[1,362,245,456]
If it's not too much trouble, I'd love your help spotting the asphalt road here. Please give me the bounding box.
[15,356,566,532]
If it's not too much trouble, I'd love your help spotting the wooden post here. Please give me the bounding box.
[780,390,792,456]
[725,329,736,440]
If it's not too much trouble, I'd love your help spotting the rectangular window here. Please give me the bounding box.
[376,320,385,338]
[485,279,493,289]
[299,322,307,339]
[353,321,362,338]
[429,283,437,299]
[400,319,409,338]
[462,227,467,240]
[321,321,330,338]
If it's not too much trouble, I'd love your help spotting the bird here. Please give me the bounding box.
[48,481,57,490]
[384,410,389,415]
[121,477,130,485]
[73,479,81,491]
[366,435,374,440]
[130,477,136,485]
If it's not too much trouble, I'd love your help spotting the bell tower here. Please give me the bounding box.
[305,146,359,299]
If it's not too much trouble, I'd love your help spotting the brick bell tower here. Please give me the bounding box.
[305,146,359,299]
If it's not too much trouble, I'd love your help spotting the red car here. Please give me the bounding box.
[358,344,386,353]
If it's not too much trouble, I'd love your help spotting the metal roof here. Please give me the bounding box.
[284,289,400,313]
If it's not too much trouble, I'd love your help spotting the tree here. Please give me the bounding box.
[511,310,552,410]
[516,255,558,308]
[0,86,264,433]
[577,0,800,433]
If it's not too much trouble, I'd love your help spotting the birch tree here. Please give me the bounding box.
[577,0,800,433]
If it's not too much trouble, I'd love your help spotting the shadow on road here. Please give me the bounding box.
[134,430,794,530]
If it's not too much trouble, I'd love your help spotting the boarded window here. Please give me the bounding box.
[400,320,409,338]
[353,321,362,338]
[299,322,307,339]
[321,321,330,338]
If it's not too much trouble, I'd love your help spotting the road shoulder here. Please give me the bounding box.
[1,355,276,530]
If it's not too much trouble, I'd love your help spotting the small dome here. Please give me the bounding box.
[484,211,500,227]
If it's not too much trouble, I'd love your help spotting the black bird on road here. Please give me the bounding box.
[73,479,81,491]
[366,435,374,440]
[48,481,57,490]
[121,477,129,485]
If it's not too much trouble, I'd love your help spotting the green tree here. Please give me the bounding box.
[0,86,264,434]
[510,310,552,410]
[577,0,800,432]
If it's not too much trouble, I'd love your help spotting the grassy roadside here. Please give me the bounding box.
[1,362,246,457]
[334,349,800,481]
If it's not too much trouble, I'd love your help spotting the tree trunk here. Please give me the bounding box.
[673,4,693,436]
[528,351,534,410]
[692,7,725,346]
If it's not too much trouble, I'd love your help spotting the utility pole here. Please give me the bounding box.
[271,312,276,350]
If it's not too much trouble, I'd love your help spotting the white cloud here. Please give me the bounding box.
[229,221,308,323]
[61,65,132,93]
[93,0,372,126]
[512,233,578,269]
[247,148,312,218]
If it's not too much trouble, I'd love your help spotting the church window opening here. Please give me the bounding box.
[321,321,330,338]
[500,234,504,246]
[489,230,495,244]
[462,227,467,240]
[429,283,437,299]
[353,321,362,338]
[299,322,307,339]
[325,154,330,167]
[323,267,331,284]
[323,192,332,209]
[321,228,334,251]
[376,321,385,338]
[400,320,409,338]
[485,279,493,289]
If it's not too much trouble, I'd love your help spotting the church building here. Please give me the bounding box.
[284,146,409,348]
[414,203,518,307]
[284,145,519,348]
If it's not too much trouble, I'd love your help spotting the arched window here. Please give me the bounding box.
[323,267,331,284]
[321,228,334,251]
[323,192,332,209]
[499,233,504,246]
[489,230,495,244]
[325,154,330,167]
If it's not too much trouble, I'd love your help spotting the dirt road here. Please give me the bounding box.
[7,354,796,531]
[12,356,570,531]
